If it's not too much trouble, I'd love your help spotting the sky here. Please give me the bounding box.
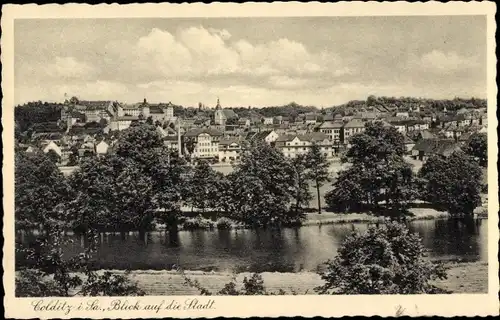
[14,16,487,108]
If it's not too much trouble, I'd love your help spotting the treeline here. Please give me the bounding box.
[15,101,64,133]
[330,96,487,113]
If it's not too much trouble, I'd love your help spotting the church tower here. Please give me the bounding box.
[214,97,225,125]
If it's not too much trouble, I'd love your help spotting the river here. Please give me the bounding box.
[17,218,487,273]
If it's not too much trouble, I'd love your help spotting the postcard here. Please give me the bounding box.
[2,2,498,318]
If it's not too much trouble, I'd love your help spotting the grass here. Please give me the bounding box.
[71,261,487,295]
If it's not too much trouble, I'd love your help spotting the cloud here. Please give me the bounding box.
[413,50,480,73]
[128,26,348,80]
[44,56,97,79]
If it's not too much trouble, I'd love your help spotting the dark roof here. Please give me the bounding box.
[299,132,328,142]
[222,109,238,119]
[419,130,437,140]
[78,101,112,110]
[115,116,139,121]
[412,139,460,156]
[184,128,223,137]
[319,121,344,129]
[344,119,365,128]
[252,130,274,140]
[219,138,241,146]
[32,132,63,141]
[150,106,164,114]
[68,126,102,135]
[305,114,318,121]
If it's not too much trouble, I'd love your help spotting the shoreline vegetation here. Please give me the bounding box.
[155,207,488,232]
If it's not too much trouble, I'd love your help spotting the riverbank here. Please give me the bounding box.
[159,206,487,231]
[67,261,487,295]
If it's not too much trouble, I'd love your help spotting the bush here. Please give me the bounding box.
[215,217,234,230]
[16,269,69,297]
[182,215,215,230]
[315,221,448,294]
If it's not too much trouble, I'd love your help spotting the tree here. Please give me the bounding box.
[69,96,79,104]
[184,136,196,156]
[115,125,187,230]
[15,151,70,229]
[326,122,417,216]
[67,155,156,232]
[464,133,487,167]
[146,116,154,125]
[343,121,405,165]
[99,118,108,127]
[315,222,448,294]
[228,143,300,227]
[290,155,313,213]
[46,149,61,164]
[185,161,222,212]
[304,144,330,214]
[418,151,482,218]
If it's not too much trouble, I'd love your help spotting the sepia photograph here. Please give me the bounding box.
[2,2,498,318]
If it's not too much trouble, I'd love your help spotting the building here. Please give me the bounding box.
[262,117,274,125]
[318,121,343,142]
[109,116,139,131]
[218,138,243,162]
[214,98,238,126]
[43,141,62,157]
[275,132,336,159]
[388,120,407,134]
[411,139,460,161]
[184,128,223,159]
[252,130,279,145]
[304,114,318,125]
[342,119,365,143]
[95,140,110,155]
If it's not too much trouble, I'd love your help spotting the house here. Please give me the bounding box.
[78,141,95,157]
[304,114,318,125]
[109,116,139,131]
[218,138,243,162]
[318,121,343,142]
[252,130,279,144]
[95,140,110,155]
[149,105,166,123]
[403,136,415,153]
[238,118,251,127]
[354,112,377,121]
[388,120,407,134]
[25,145,37,153]
[411,139,461,161]
[43,141,62,157]
[396,111,410,118]
[213,98,238,125]
[163,135,180,151]
[194,118,211,127]
[407,120,430,132]
[275,132,335,159]
[184,128,223,159]
[416,130,437,141]
[262,117,274,125]
[342,119,365,143]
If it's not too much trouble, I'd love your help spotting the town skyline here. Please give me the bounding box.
[15,16,487,107]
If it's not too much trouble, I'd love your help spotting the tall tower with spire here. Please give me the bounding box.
[214,97,225,125]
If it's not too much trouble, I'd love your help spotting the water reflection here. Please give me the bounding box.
[16,219,488,272]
